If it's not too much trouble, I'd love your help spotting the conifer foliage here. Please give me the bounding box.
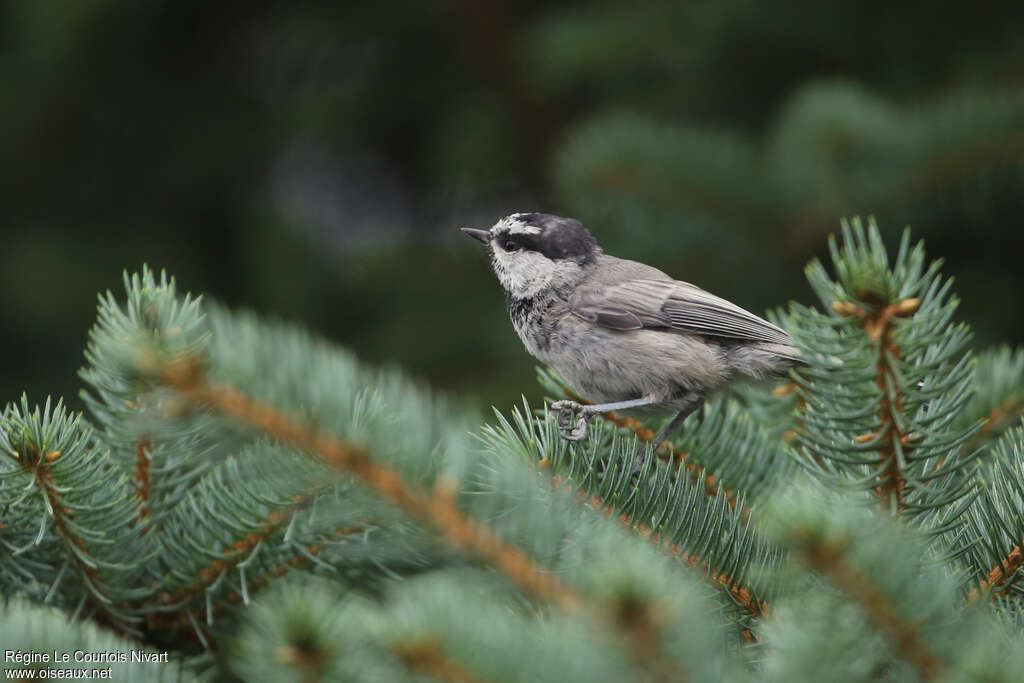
[2,221,1023,681]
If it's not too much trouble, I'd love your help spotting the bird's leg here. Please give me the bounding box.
[550,396,661,441]
[634,396,705,472]
[650,399,703,454]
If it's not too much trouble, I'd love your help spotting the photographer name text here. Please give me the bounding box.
[5,650,169,665]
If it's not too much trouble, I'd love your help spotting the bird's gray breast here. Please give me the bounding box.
[506,291,644,402]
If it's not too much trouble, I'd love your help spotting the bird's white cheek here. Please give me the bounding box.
[491,252,583,299]
[493,253,558,299]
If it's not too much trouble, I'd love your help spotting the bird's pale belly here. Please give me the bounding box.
[515,316,724,415]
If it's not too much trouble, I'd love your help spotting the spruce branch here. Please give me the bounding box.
[762,486,1024,683]
[1,597,196,681]
[0,397,152,632]
[558,473,766,625]
[975,402,1023,445]
[391,639,494,683]
[762,490,963,681]
[148,354,584,615]
[230,571,717,683]
[23,445,103,607]
[967,544,1024,603]
[159,485,329,608]
[139,337,727,676]
[145,522,370,647]
[788,530,943,679]
[592,406,746,513]
[831,296,920,505]
[221,524,369,607]
[482,399,783,633]
[957,346,1024,451]
[956,423,1024,605]
[787,218,979,519]
[96,276,724,673]
[10,251,1024,679]
[80,267,220,523]
[138,435,382,652]
[229,578,351,682]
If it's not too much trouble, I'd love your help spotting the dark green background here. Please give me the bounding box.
[3,1,1022,413]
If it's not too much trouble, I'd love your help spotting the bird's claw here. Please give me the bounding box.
[550,400,591,441]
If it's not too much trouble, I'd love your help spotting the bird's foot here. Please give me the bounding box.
[550,400,592,441]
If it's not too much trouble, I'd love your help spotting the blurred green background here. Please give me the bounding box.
[3,0,1023,413]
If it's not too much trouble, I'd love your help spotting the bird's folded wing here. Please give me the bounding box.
[569,278,792,344]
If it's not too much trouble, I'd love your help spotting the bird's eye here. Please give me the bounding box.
[503,238,521,252]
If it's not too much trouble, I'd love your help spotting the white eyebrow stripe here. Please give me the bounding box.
[508,224,542,235]
[492,214,544,236]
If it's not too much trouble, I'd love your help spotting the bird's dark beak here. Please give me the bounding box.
[460,227,490,245]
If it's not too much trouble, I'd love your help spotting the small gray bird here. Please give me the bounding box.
[462,213,803,453]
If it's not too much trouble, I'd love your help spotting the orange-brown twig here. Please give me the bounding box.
[968,397,1024,452]
[273,643,334,682]
[224,525,365,604]
[924,391,1024,488]
[608,596,679,682]
[795,532,943,680]
[833,298,919,509]
[156,357,582,615]
[161,490,326,606]
[146,526,363,638]
[966,543,1024,604]
[392,639,493,683]
[14,445,124,624]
